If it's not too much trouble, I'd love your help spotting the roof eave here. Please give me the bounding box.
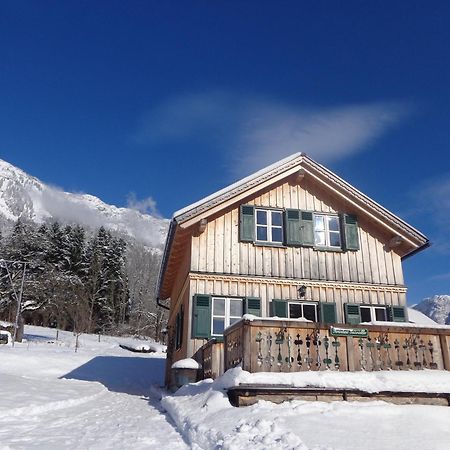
[155,218,177,300]
[401,240,431,261]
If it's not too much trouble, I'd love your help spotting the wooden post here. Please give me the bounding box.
[439,334,450,371]
[243,321,251,372]
[346,336,355,371]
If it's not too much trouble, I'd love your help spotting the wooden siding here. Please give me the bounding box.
[191,179,404,286]
[189,274,406,324]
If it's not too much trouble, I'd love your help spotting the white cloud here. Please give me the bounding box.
[419,178,450,225]
[429,272,450,281]
[234,101,409,176]
[135,91,411,177]
[406,175,450,254]
[126,192,160,217]
[29,185,168,248]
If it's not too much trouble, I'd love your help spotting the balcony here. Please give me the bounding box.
[220,318,450,374]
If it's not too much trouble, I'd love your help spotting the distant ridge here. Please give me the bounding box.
[413,295,450,325]
[0,158,168,249]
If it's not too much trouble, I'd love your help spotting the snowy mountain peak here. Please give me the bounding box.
[0,158,168,248]
[413,295,450,325]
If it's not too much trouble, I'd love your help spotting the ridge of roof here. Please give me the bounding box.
[173,152,304,219]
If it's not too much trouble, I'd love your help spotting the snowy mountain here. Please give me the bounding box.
[413,295,450,325]
[0,159,168,248]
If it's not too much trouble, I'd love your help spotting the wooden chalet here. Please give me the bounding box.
[157,153,450,390]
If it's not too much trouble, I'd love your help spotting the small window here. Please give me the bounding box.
[360,305,387,323]
[288,302,318,321]
[314,214,341,248]
[255,209,283,244]
[211,297,243,336]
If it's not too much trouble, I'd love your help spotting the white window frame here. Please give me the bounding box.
[211,297,244,336]
[287,301,318,322]
[255,208,284,244]
[313,214,341,248]
[360,305,387,322]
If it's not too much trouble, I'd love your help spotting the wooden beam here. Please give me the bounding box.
[388,235,404,249]
[194,218,208,236]
[289,168,306,186]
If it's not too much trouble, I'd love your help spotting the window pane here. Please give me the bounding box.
[375,308,387,321]
[229,317,241,326]
[360,307,371,322]
[314,216,325,231]
[229,299,243,316]
[328,216,340,231]
[257,226,267,241]
[213,298,225,315]
[271,211,282,226]
[256,210,267,225]
[329,231,341,247]
[212,318,225,335]
[271,227,283,243]
[303,304,317,321]
[289,303,302,319]
[315,231,325,246]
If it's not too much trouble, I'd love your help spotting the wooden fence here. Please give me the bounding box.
[222,319,450,374]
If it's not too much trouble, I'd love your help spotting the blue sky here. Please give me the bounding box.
[1,1,449,303]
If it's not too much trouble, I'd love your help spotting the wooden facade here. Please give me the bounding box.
[157,153,430,386]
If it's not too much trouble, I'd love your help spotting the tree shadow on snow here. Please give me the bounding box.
[61,356,166,396]
[24,332,57,342]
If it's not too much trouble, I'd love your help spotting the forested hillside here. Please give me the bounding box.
[0,219,166,340]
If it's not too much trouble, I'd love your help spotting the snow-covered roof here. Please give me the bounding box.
[173,152,303,218]
[407,307,441,326]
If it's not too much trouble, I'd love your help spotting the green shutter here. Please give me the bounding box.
[270,299,288,318]
[388,305,407,322]
[239,205,255,242]
[284,209,302,246]
[300,211,314,246]
[244,297,261,316]
[344,303,361,324]
[320,302,337,324]
[192,294,211,339]
[342,214,359,251]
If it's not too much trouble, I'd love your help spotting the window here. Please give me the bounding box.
[288,302,318,321]
[346,303,406,325]
[211,297,243,336]
[360,305,387,322]
[314,214,341,248]
[255,209,283,244]
[175,306,184,350]
[240,204,359,251]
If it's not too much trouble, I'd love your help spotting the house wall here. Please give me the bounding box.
[190,178,404,286]
[169,178,409,369]
[165,244,191,384]
[189,274,406,326]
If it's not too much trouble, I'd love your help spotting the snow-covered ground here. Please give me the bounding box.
[0,326,187,449]
[162,368,450,450]
[2,325,450,450]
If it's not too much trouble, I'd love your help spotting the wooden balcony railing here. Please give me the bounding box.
[223,319,450,374]
[194,338,224,379]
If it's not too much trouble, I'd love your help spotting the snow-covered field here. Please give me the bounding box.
[1,325,450,450]
[0,326,187,450]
